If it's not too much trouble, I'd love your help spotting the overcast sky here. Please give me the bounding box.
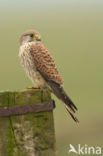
[0,0,103,7]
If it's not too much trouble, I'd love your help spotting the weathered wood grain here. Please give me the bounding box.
[0,89,56,156]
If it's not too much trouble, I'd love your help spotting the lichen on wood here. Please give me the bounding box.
[0,89,56,156]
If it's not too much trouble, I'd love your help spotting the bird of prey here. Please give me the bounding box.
[19,30,79,122]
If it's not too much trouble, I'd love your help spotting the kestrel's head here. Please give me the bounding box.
[20,30,41,45]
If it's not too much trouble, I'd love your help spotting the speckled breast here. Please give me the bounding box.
[19,42,47,88]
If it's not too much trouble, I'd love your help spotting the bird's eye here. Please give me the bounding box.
[30,34,34,38]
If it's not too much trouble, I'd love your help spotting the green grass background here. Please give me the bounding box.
[0,0,103,155]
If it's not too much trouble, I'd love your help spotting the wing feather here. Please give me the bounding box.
[30,42,63,85]
[29,42,79,122]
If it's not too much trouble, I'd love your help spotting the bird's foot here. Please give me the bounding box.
[27,86,40,89]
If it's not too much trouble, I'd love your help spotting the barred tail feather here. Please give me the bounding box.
[49,80,79,123]
[65,105,79,123]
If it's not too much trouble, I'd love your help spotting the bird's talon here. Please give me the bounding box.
[27,86,40,89]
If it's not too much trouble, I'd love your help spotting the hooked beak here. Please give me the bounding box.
[36,38,41,41]
[35,34,41,41]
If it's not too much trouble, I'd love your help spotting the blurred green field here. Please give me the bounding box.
[0,1,103,155]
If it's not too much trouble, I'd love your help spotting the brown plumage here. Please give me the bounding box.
[30,42,63,84]
[19,30,79,123]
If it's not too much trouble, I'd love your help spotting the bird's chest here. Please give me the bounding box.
[19,44,36,76]
[19,44,47,87]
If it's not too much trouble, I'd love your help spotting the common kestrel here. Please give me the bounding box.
[19,30,79,122]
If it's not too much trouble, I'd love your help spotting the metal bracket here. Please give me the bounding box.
[0,100,55,117]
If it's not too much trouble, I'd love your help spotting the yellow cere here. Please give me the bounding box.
[35,35,40,39]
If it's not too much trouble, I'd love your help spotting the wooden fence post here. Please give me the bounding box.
[0,89,56,156]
